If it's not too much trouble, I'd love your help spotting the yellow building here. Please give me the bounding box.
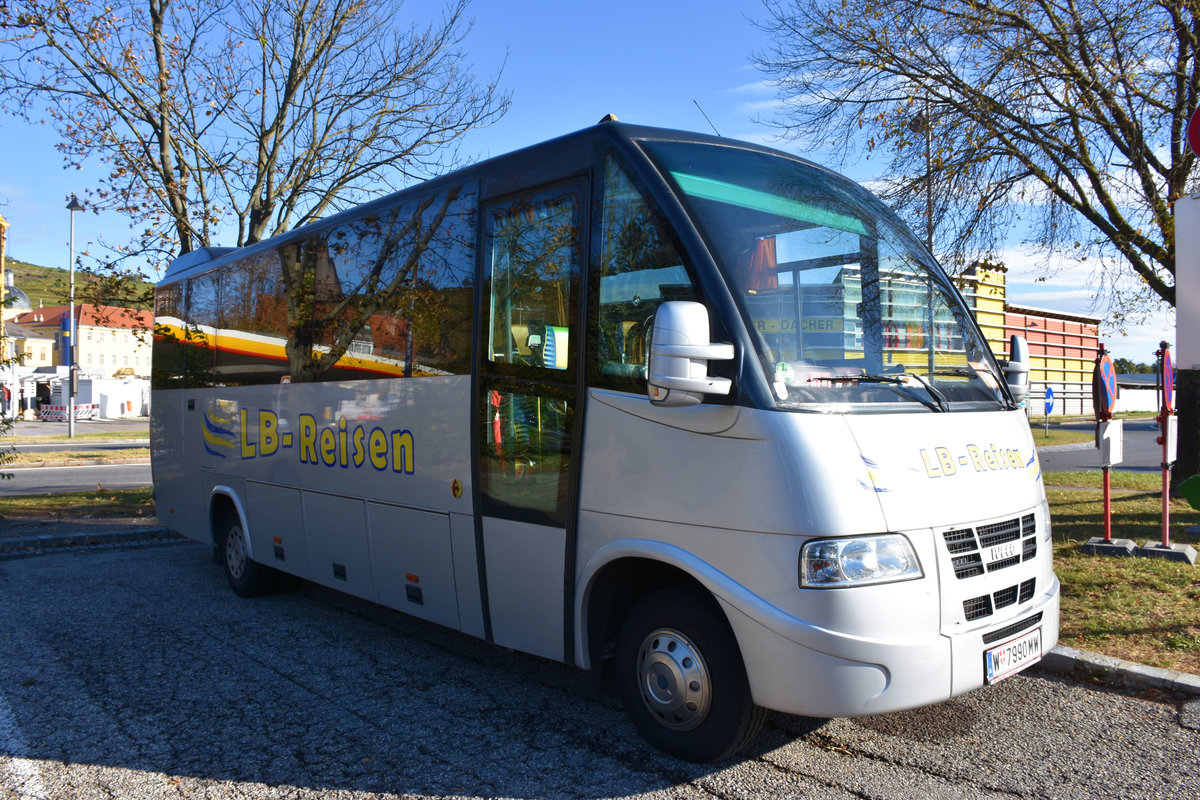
[2,321,56,368]
[954,264,1010,357]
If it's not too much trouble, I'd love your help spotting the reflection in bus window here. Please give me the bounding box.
[322,186,477,378]
[643,140,1008,411]
[151,283,186,390]
[184,271,220,389]
[485,186,580,371]
[156,184,478,387]
[213,249,290,385]
[592,155,697,389]
[480,384,573,526]
[480,183,582,525]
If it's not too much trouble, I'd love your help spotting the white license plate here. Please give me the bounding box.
[984,627,1042,684]
[986,540,1021,563]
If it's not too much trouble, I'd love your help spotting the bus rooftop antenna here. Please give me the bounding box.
[693,100,721,136]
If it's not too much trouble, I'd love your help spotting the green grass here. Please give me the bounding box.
[1048,485,1200,674]
[5,258,155,309]
[3,447,149,466]
[1043,470,1162,491]
[0,487,153,518]
[4,258,73,307]
[1029,426,1095,446]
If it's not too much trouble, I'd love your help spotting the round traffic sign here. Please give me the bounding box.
[1094,354,1118,418]
[1162,347,1174,413]
[1044,386,1054,415]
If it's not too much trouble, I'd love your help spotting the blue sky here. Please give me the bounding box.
[0,0,1175,361]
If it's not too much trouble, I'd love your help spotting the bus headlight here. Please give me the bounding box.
[800,534,923,588]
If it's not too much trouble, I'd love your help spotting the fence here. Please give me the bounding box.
[1025,382,1093,419]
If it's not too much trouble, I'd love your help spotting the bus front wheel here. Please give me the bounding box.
[219,512,273,597]
[616,585,765,762]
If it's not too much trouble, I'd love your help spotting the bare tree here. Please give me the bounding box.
[0,0,509,271]
[754,0,1198,317]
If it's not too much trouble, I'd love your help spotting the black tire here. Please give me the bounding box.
[218,511,274,597]
[616,585,766,762]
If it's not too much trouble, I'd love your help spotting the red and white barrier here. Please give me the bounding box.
[38,404,99,421]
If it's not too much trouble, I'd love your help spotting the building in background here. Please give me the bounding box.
[1,320,55,369]
[1,271,32,321]
[957,265,1102,416]
[13,303,152,379]
[1006,303,1102,416]
[6,299,152,419]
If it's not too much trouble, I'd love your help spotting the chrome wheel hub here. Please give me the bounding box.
[225,525,247,580]
[635,627,711,731]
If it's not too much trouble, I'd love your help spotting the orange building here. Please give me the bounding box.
[1005,304,1101,416]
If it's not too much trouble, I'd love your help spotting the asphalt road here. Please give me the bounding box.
[0,462,152,495]
[0,417,152,495]
[1,542,1196,799]
[1036,418,1164,474]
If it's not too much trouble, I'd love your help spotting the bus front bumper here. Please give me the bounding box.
[720,578,1060,718]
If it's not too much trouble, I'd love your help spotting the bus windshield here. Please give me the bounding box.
[641,140,1010,413]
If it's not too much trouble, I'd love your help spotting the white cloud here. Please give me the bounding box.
[987,243,1175,362]
[727,79,774,96]
[0,184,29,202]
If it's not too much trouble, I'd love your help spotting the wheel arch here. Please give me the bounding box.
[577,541,739,672]
[208,486,251,558]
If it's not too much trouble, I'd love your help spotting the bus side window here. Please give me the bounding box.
[484,185,580,373]
[184,271,221,389]
[151,284,186,390]
[214,250,290,386]
[591,154,697,387]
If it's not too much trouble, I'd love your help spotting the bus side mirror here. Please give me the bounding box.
[647,301,734,407]
[1002,334,1030,404]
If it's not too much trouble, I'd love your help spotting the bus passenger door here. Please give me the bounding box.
[476,181,584,662]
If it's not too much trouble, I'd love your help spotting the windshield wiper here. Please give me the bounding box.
[820,374,904,384]
[904,373,949,412]
[820,373,946,412]
[926,367,1016,409]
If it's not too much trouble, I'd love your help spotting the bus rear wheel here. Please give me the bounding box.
[616,585,765,762]
[219,512,273,597]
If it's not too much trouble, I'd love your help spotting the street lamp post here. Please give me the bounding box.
[1,214,10,423]
[66,194,84,438]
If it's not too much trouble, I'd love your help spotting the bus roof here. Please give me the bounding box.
[156,119,810,286]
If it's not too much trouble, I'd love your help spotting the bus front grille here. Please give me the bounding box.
[942,513,1037,580]
[963,579,1037,622]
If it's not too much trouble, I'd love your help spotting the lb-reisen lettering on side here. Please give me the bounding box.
[225,408,415,474]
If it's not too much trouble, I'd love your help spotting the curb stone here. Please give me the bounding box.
[1040,644,1200,698]
[0,525,179,555]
